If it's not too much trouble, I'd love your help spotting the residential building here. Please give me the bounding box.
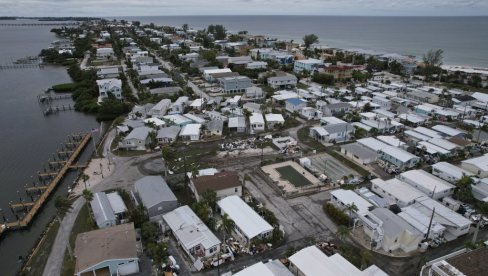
[267,74,298,89]
[431,162,473,184]
[90,192,117,229]
[293,59,323,73]
[148,99,171,118]
[397,170,455,200]
[134,176,178,219]
[246,61,268,70]
[169,96,189,114]
[406,90,439,103]
[97,78,122,100]
[398,206,446,240]
[157,126,181,144]
[162,206,221,266]
[203,68,232,82]
[371,178,426,207]
[205,120,224,136]
[74,223,139,276]
[330,189,373,217]
[379,146,420,170]
[118,126,152,151]
[228,116,247,133]
[309,123,354,143]
[340,143,377,165]
[96,67,119,79]
[219,76,252,94]
[96,47,115,59]
[322,65,356,80]
[461,153,488,178]
[231,260,293,276]
[189,171,242,202]
[245,86,264,99]
[321,102,351,117]
[431,125,466,138]
[288,245,388,276]
[217,195,273,245]
[285,98,307,113]
[179,124,201,141]
[265,113,285,129]
[249,113,265,133]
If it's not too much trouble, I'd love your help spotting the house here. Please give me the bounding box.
[288,245,388,276]
[461,154,488,178]
[163,114,193,127]
[205,120,224,136]
[321,102,351,117]
[340,143,377,165]
[293,59,323,73]
[285,98,307,113]
[157,126,181,144]
[183,113,207,124]
[245,86,264,99]
[309,123,354,143]
[423,248,488,276]
[90,192,117,229]
[119,126,152,151]
[148,99,171,118]
[189,171,242,202]
[179,124,201,141]
[372,96,392,110]
[134,176,178,219]
[398,170,455,200]
[74,223,139,276]
[97,78,122,100]
[217,195,273,245]
[96,47,115,59]
[169,96,189,114]
[162,206,221,265]
[246,61,268,70]
[232,260,293,276]
[267,74,298,89]
[371,178,426,207]
[96,67,119,79]
[243,102,262,114]
[357,137,389,153]
[431,125,466,138]
[300,107,322,120]
[228,116,247,133]
[265,113,285,129]
[378,146,420,170]
[365,208,423,253]
[431,162,473,184]
[249,113,265,133]
[330,189,373,217]
[203,68,232,82]
[406,90,439,103]
[219,76,252,94]
[398,206,446,240]
[412,197,471,239]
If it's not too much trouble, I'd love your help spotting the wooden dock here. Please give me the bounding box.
[0,133,91,237]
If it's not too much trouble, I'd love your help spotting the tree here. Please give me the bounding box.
[82,189,93,209]
[361,250,373,270]
[182,23,189,32]
[54,196,74,259]
[201,190,218,212]
[79,173,90,190]
[303,34,319,49]
[455,176,475,203]
[422,49,444,79]
[345,203,358,226]
[336,225,350,241]
[220,214,235,244]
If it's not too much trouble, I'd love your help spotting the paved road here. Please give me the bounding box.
[121,60,139,99]
[42,197,85,276]
[187,81,210,101]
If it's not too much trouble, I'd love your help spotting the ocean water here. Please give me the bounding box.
[119,15,488,67]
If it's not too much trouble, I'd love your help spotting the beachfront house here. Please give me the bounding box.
[293,59,323,73]
[97,78,122,101]
[285,98,307,113]
[267,74,298,89]
[219,76,252,94]
[249,112,265,134]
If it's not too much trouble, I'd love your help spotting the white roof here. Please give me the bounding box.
[431,125,465,137]
[432,162,473,179]
[190,98,204,107]
[413,127,442,139]
[399,170,455,195]
[311,126,328,136]
[180,124,201,136]
[357,137,389,152]
[414,197,472,228]
[373,109,395,118]
[106,192,128,214]
[144,117,166,127]
[289,246,363,276]
[399,206,446,235]
[398,113,428,124]
[320,116,346,125]
[462,153,488,172]
[428,138,458,151]
[265,113,285,123]
[217,196,273,240]
[183,113,206,124]
[380,146,419,163]
[233,262,277,276]
[330,189,373,215]
[249,113,265,125]
[163,206,220,250]
[404,130,431,141]
[471,92,488,103]
[417,141,451,155]
[377,135,406,148]
[203,68,232,75]
[295,58,323,64]
[372,178,426,204]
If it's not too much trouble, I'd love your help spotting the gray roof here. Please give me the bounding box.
[324,122,353,134]
[326,102,350,110]
[135,176,177,208]
[125,126,151,140]
[268,75,297,82]
[157,126,181,139]
[206,120,224,132]
[90,192,116,226]
[370,208,421,238]
[340,143,377,160]
[123,119,145,129]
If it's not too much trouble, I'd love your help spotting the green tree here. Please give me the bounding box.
[182,23,189,32]
[455,176,475,203]
[336,225,350,241]
[79,173,90,190]
[82,189,93,209]
[303,34,319,49]
[220,214,235,244]
[361,250,373,270]
[345,203,358,226]
[201,190,218,212]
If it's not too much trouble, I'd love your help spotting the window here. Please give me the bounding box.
[235,187,238,193]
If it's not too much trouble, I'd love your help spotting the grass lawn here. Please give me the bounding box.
[60,204,97,276]
[22,219,60,276]
[276,165,313,187]
[167,144,218,174]
[297,82,310,90]
[112,149,148,157]
[297,126,327,152]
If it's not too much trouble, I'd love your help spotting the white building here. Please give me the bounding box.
[431,162,473,184]
[265,113,285,129]
[96,47,115,59]
[330,189,373,217]
[170,96,189,114]
[461,154,488,178]
[379,146,420,170]
[119,126,152,151]
[249,113,265,133]
[285,98,307,113]
[97,78,122,100]
[293,59,323,73]
[397,170,455,200]
[162,206,221,266]
[398,206,446,240]
[217,195,273,245]
[179,124,201,141]
[371,178,426,207]
[148,99,171,118]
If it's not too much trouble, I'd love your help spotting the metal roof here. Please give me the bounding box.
[135,176,177,208]
[90,192,116,227]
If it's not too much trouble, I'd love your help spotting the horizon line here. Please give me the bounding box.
[4,14,488,18]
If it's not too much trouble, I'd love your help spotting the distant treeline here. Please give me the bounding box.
[0,16,101,21]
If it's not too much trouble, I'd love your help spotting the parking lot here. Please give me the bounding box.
[308,153,360,182]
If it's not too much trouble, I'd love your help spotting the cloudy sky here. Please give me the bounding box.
[2,0,488,16]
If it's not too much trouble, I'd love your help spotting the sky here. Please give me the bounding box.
[1,0,488,17]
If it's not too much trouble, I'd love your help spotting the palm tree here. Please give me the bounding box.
[345,203,358,227]
[80,173,90,190]
[82,189,94,207]
[360,250,373,270]
[218,214,235,275]
[54,196,74,259]
[336,225,350,241]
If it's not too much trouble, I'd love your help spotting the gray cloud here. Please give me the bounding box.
[0,0,487,16]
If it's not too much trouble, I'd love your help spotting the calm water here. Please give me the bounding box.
[119,15,488,67]
[0,20,98,275]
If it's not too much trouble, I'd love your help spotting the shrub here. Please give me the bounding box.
[323,202,349,226]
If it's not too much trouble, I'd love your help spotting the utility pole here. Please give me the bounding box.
[425,208,435,242]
